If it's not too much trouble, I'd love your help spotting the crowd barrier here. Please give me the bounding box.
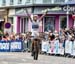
[0,40,23,52]
[1,39,75,57]
[41,40,75,56]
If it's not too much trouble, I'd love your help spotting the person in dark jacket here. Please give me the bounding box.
[31,38,39,60]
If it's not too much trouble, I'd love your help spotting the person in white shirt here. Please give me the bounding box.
[25,8,48,38]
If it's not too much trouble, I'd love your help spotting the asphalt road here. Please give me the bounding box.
[0,52,75,64]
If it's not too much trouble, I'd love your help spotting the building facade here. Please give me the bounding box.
[0,0,75,33]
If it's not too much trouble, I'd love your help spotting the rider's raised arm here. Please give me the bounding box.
[25,8,33,22]
[39,10,48,21]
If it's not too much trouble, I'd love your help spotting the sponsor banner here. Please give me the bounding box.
[65,40,73,54]
[42,40,49,53]
[71,41,75,56]
[0,40,23,52]
[0,41,9,51]
[54,40,59,54]
[10,41,23,52]
[58,43,64,55]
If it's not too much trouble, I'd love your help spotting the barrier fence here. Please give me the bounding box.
[41,40,75,56]
[0,40,23,52]
[1,39,75,57]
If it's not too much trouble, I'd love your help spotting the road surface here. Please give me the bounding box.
[0,52,75,64]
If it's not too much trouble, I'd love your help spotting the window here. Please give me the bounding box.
[68,0,74,2]
[2,0,6,6]
[43,0,51,4]
[44,17,55,32]
[26,0,30,3]
[54,0,65,3]
[68,0,73,1]
[60,16,67,29]
[0,18,4,31]
[33,0,36,3]
[18,0,22,4]
[10,0,14,5]
[20,17,28,33]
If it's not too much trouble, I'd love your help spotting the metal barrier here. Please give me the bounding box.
[41,40,75,56]
[1,39,75,58]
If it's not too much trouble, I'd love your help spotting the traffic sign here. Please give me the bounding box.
[4,22,11,29]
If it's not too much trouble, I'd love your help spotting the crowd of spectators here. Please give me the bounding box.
[0,27,75,42]
[0,32,31,41]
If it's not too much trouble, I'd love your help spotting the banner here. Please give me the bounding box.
[0,41,9,52]
[50,40,55,54]
[71,41,75,56]
[54,40,60,54]
[58,43,64,55]
[46,42,50,54]
[0,40,23,52]
[65,40,72,54]
[42,40,49,53]
[10,41,23,52]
